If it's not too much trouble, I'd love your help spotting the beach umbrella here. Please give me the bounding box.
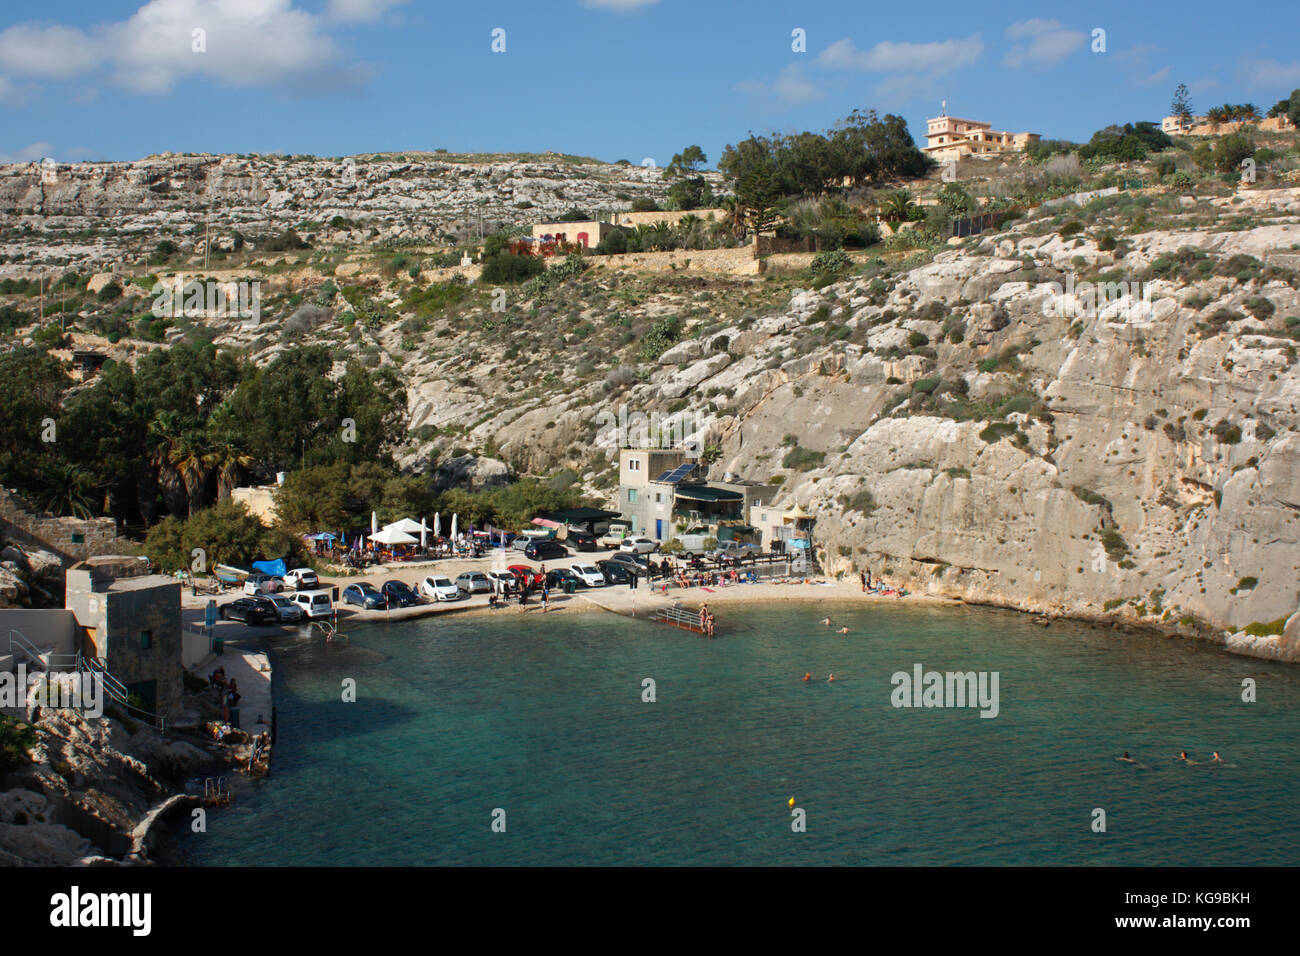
[451,513,458,540]
[420,517,428,549]
[434,513,441,537]
[371,511,378,536]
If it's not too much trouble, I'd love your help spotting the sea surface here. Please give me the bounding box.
[172,602,1300,865]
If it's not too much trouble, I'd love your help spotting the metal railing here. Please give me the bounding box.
[652,606,706,632]
[7,628,46,668]
[78,653,166,733]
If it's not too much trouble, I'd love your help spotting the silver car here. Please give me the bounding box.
[455,571,491,594]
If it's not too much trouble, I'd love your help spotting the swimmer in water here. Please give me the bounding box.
[1211,751,1222,762]
[802,672,812,682]
[839,626,849,634]
[827,674,835,682]
[821,617,831,626]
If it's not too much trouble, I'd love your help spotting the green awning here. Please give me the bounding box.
[674,485,743,503]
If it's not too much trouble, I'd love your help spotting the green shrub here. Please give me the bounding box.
[782,445,826,471]
[978,421,1017,443]
[480,253,545,284]
[1243,618,1286,637]
[0,716,39,773]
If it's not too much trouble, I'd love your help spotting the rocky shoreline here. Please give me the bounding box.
[0,678,268,866]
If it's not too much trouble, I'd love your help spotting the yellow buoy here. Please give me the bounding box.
[788,797,795,808]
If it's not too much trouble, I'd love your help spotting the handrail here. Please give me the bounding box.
[77,652,166,733]
[7,628,47,668]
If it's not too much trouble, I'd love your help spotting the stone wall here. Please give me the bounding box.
[589,244,760,276]
[0,489,132,564]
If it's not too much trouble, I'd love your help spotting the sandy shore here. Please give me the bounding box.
[179,550,939,634]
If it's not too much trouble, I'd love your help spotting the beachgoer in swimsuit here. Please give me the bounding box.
[1211,751,1222,762]
[802,673,812,682]
[839,626,849,634]
[822,617,831,626]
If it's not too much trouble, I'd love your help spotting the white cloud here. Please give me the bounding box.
[736,63,824,108]
[0,141,55,164]
[817,35,982,76]
[1139,66,1171,87]
[580,0,659,10]
[1003,19,1085,68]
[0,75,38,106]
[325,0,410,23]
[0,24,104,79]
[1237,57,1300,90]
[0,0,371,98]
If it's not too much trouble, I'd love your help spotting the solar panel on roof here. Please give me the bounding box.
[654,462,696,483]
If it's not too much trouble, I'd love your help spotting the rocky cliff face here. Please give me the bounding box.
[0,152,705,271]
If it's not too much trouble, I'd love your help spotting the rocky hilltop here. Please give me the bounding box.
[0,151,699,271]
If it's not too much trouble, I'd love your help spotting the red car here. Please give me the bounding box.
[507,564,545,587]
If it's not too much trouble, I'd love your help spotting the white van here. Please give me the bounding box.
[292,588,334,619]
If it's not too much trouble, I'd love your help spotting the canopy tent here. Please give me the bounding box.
[531,517,565,530]
[252,558,287,577]
[368,528,418,546]
[306,532,338,541]
[383,518,426,535]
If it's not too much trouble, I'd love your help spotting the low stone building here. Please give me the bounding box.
[64,556,182,723]
[530,220,618,248]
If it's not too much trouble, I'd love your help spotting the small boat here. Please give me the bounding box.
[214,564,249,585]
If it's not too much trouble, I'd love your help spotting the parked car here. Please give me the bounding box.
[486,569,519,593]
[381,580,420,607]
[596,560,631,584]
[420,575,461,602]
[456,571,491,594]
[570,564,606,587]
[256,594,304,623]
[292,589,335,619]
[598,524,633,548]
[544,568,581,590]
[525,540,568,561]
[243,573,284,596]
[619,536,659,555]
[565,529,597,552]
[608,551,649,571]
[220,598,275,625]
[709,541,761,562]
[343,582,387,610]
[506,564,545,588]
[283,568,319,590]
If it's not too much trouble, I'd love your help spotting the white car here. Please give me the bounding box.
[619,536,659,555]
[420,575,461,602]
[570,564,606,588]
[283,568,319,590]
[244,573,284,596]
[291,589,334,619]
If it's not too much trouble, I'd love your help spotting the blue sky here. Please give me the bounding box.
[1,0,1297,165]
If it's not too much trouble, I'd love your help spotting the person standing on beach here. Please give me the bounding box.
[860,570,867,593]
[541,585,549,612]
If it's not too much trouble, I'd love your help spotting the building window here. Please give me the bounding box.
[139,629,152,650]
[71,533,85,544]
[628,489,638,504]
[628,458,641,472]
[654,493,662,503]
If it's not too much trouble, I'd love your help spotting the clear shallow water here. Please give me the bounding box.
[173,602,1300,865]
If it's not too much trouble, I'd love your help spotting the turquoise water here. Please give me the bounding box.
[173,603,1300,865]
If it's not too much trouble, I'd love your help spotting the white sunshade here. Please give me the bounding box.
[384,518,425,534]
[368,527,418,545]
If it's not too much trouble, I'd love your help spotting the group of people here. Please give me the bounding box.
[859,570,905,597]
[208,666,241,722]
[697,603,716,639]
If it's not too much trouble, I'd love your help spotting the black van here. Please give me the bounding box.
[525,539,568,561]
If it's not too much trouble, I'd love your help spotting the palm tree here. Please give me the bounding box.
[205,436,254,501]
[170,432,213,516]
[1240,103,1260,123]
[719,195,746,238]
[36,460,96,519]
[1205,106,1226,132]
[147,410,189,517]
[880,189,916,223]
